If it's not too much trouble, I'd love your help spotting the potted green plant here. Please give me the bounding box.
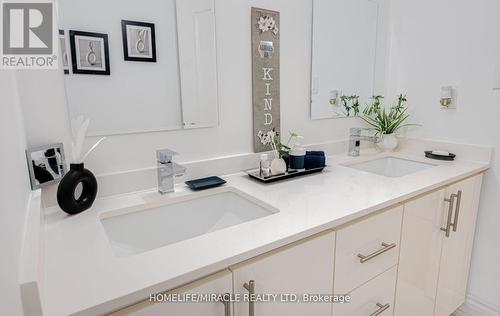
[362,94,416,151]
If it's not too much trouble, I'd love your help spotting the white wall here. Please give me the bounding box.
[19,0,390,176]
[0,71,32,316]
[387,0,500,312]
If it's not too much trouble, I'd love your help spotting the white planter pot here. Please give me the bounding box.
[380,133,398,151]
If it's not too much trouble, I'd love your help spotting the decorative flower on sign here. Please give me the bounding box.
[257,15,279,35]
[257,130,274,145]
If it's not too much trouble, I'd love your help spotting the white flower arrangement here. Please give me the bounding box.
[257,15,279,35]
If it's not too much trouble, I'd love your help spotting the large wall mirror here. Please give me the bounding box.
[310,0,379,120]
[57,0,218,136]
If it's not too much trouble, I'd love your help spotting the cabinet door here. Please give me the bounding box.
[394,189,446,316]
[434,175,483,316]
[232,232,335,316]
[110,270,232,316]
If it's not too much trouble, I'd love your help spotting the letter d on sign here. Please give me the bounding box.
[264,113,273,125]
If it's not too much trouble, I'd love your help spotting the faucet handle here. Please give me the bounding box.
[156,148,179,163]
[171,162,186,177]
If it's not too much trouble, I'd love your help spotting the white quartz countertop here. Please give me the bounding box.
[42,147,491,316]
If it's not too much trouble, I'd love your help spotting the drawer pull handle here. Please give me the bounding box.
[243,280,255,316]
[441,192,457,237]
[369,302,390,316]
[357,242,396,263]
[219,293,231,316]
[451,190,462,232]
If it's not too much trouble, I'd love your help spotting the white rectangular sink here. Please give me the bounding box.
[346,156,435,178]
[100,188,278,257]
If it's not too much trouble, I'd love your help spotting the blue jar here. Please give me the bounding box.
[289,146,306,170]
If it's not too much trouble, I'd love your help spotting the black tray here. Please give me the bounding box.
[185,176,227,190]
[246,166,325,183]
[425,151,456,161]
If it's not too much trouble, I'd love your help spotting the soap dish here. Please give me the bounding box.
[425,151,456,161]
[185,176,226,190]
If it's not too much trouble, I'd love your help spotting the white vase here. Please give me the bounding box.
[380,133,398,151]
[270,158,287,175]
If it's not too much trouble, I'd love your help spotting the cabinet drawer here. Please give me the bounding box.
[335,205,403,293]
[334,266,397,316]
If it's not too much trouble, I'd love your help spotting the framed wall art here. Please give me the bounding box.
[59,30,70,74]
[121,20,157,62]
[25,143,66,190]
[251,7,280,153]
[69,30,110,75]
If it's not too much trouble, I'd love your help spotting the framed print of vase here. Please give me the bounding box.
[121,20,157,62]
[251,7,280,153]
[69,30,110,75]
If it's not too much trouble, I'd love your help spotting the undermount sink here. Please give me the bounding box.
[345,156,435,178]
[100,188,278,257]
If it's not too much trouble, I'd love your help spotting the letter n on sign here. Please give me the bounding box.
[251,7,280,153]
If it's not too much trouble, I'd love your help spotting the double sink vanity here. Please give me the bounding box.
[33,139,491,316]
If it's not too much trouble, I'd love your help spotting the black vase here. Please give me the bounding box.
[57,163,98,215]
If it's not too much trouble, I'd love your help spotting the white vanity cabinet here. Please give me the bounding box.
[107,173,484,316]
[231,232,336,316]
[395,174,483,316]
[109,270,233,316]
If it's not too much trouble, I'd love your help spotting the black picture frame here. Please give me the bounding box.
[121,20,157,62]
[59,30,69,74]
[69,30,110,75]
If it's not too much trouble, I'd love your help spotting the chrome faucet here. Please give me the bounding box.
[348,128,381,157]
[156,149,186,194]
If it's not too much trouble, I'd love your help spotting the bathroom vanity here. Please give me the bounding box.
[27,139,491,316]
[106,175,481,316]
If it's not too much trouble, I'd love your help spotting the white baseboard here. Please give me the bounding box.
[454,295,500,316]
